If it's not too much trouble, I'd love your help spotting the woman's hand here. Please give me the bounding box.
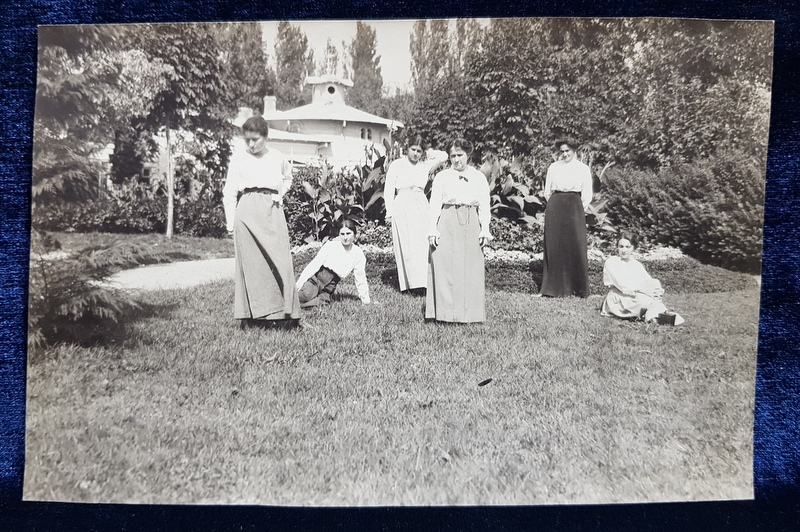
[428,235,439,248]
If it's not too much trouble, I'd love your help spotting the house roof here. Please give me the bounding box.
[265,101,404,130]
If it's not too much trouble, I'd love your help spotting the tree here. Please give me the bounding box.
[274,21,314,110]
[318,38,341,76]
[217,21,275,112]
[409,19,450,95]
[30,25,157,347]
[347,21,383,114]
[406,17,772,173]
[134,23,234,238]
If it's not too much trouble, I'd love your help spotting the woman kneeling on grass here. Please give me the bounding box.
[295,219,371,308]
[426,137,492,323]
[601,232,684,325]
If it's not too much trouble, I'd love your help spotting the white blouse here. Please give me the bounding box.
[544,158,593,209]
[428,166,492,240]
[603,256,657,297]
[383,149,448,218]
[295,240,370,304]
[222,147,293,231]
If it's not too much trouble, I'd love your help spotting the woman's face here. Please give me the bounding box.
[450,147,468,171]
[407,145,423,164]
[339,226,355,246]
[617,238,635,261]
[244,131,267,155]
[558,144,575,163]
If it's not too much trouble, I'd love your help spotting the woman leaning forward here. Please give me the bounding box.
[425,138,492,323]
[222,116,300,328]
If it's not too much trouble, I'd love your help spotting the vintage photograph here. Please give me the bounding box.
[25,17,771,505]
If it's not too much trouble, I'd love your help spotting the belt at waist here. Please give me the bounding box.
[443,203,478,208]
[397,186,424,193]
[551,190,580,195]
[241,187,278,195]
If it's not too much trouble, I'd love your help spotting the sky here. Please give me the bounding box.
[261,20,420,93]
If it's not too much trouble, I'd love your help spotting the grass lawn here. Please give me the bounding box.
[24,262,758,505]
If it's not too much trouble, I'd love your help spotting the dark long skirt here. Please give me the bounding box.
[298,267,340,308]
[541,192,589,298]
[425,205,486,322]
[233,192,301,320]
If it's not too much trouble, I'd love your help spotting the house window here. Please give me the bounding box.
[327,85,336,94]
[367,128,372,141]
[360,128,366,139]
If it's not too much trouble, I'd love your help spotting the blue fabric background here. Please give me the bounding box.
[2,1,798,529]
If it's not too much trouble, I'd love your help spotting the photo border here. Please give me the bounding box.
[2,0,798,529]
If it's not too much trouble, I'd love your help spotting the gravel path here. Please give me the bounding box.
[108,258,235,291]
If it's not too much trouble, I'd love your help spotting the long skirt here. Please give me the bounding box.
[601,285,667,322]
[233,192,300,320]
[541,192,589,298]
[297,267,340,308]
[391,188,430,291]
[425,205,485,323]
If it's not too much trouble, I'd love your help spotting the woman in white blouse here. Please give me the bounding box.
[426,138,492,323]
[540,139,593,298]
[384,135,448,294]
[295,219,370,307]
[602,232,684,324]
[222,116,300,329]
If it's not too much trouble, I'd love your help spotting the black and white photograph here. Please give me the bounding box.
[24,17,772,506]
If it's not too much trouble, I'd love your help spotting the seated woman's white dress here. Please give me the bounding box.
[601,255,683,324]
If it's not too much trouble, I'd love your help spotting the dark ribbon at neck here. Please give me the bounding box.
[458,174,469,181]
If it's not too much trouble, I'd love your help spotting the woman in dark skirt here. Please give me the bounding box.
[540,139,593,298]
[222,116,301,328]
[426,138,492,323]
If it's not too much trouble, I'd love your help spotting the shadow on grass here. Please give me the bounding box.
[41,299,182,354]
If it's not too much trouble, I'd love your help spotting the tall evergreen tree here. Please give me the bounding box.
[409,19,450,95]
[347,21,383,114]
[135,23,234,237]
[217,22,275,112]
[274,21,314,110]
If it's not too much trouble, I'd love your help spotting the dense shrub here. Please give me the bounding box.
[172,189,227,238]
[490,217,544,254]
[32,180,228,238]
[292,246,756,297]
[28,229,173,348]
[603,155,765,273]
[284,171,318,245]
[358,219,393,248]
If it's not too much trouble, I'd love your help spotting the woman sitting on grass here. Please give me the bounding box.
[601,232,684,325]
[295,219,371,308]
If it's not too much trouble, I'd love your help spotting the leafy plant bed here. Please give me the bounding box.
[293,246,758,295]
[49,233,757,296]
